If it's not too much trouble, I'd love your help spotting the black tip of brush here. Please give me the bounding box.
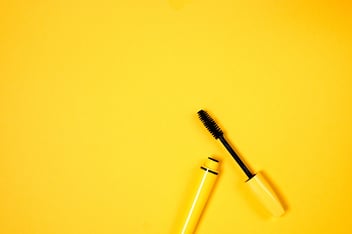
[197,110,223,139]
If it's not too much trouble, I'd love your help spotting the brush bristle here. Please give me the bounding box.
[197,110,223,139]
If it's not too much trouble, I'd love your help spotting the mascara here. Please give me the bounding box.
[197,110,285,217]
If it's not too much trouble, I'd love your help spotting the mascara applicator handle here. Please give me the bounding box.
[246,171,285,217]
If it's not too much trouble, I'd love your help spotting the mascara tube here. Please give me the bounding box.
[178,157,220,234]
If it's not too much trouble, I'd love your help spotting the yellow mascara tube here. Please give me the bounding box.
[178,157,220,234]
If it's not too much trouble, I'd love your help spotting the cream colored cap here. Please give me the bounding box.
[246,171,285,217]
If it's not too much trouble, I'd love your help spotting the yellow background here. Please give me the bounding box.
[1,0,352,233]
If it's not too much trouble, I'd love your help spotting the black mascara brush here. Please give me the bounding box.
[197,109,285,217]
[197,110,254,179]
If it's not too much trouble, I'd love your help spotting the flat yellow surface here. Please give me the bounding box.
[1,0,352,233]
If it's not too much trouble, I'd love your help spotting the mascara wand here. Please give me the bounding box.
[197,109,285,217]
[198,110,253,179]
